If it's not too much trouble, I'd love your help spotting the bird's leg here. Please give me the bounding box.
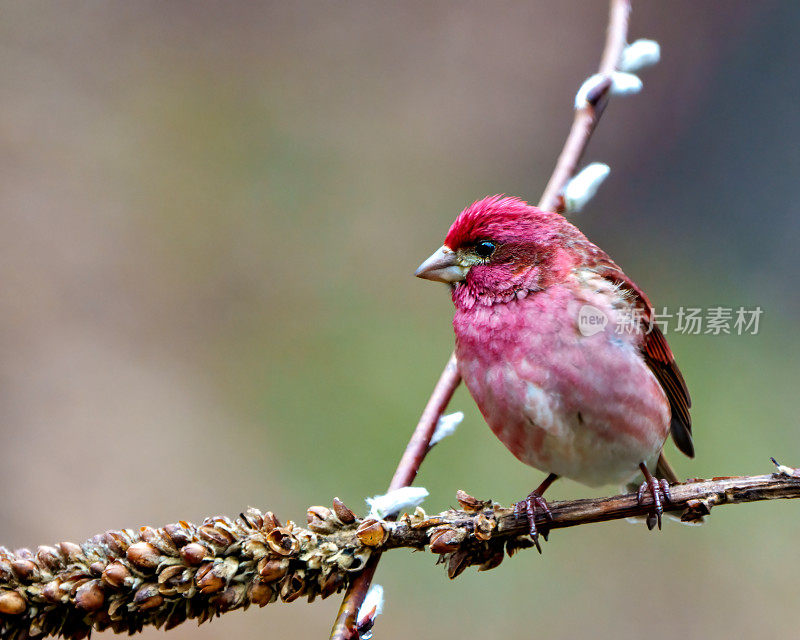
[637,462,672,530]
[514,473,558,552]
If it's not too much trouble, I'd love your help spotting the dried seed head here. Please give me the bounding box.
[198,525,235,548]
[41,580,64,603]
[429,528,462,554]
[240,508,264,530]
[164,523,192,549]
[257,558,290,582]
[447,549,471,579]
[319,571,344,599]
[473,513,496,541]
[355,519,387,547]
[332,497,356,524]
[265,528,300,556]
[262,512,281,533]
[101,561,131,589]
[0,590,26,615]
[133,583,163,611]
[103,531,130,555]
[248,579,273,606]
[35,545,63,572]
[242,539,268,560]
[280,574,306,603]
[11,558,38,581]
[306,506,334,532]
[126,542,160,570]
[215,584,246,611]
[58,541,84,563]
[180,543,207,565]
[196,562,225,594]
[13,548,33,561]
[157,565,185,584]
[478,547,505,572]
[456,490,486,512]
[140,526,178,556]
[75,579,105,611]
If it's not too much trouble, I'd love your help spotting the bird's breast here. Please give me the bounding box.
[453,280,670,486]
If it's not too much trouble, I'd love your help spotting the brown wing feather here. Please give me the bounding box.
[590,258,694,458]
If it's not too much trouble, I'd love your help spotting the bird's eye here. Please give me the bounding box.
[474,241,496,259]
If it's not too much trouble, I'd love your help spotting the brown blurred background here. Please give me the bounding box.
[2,1,799,638]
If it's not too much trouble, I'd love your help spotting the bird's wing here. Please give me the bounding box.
[591,259,694,458]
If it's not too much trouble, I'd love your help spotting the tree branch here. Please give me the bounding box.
[331,0,632,635]
[2,470,798,639]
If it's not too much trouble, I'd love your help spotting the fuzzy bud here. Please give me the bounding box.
[563,162,610,213]
[575,72,642,109]
[357,583,385,635]
[430,411,464,446]
[366,487,428,519]
[619,39,661,73]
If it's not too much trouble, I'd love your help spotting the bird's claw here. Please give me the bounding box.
[637,477,671,530]
[514,491,553,552]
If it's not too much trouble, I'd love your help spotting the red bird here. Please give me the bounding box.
[415,196,692,544]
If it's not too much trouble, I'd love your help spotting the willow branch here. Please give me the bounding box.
[2,471,798,639]
[331,0,632,636]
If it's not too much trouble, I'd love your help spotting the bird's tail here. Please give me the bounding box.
[655,452,680,484]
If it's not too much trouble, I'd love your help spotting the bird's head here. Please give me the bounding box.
[415,195,580,305]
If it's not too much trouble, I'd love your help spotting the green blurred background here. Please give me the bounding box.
[1,1,798,638]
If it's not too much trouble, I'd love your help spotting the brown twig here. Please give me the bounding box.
[330,0,632,636]
[3,471,799,639]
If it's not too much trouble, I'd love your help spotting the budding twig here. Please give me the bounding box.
[2,471,798,639]
[330,1,634,636]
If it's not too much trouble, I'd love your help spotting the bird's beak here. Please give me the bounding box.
[414,245,468,283]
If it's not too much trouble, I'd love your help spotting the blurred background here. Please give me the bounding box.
[1,1,798,638]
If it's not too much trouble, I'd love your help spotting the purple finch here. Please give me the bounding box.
[415,196,693,541]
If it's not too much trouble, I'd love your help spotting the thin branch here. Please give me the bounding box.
[331,0,632,635]
[2,471,798,639]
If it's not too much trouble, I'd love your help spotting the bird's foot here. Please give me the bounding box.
[513,491,553,553]
[637,464,671,530]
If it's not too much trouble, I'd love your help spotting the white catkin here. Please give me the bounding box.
[366,487,429,519]
[574,72,643,109]
[563,163,611,213]
[619,39,661,73]
[430,411,464,446]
